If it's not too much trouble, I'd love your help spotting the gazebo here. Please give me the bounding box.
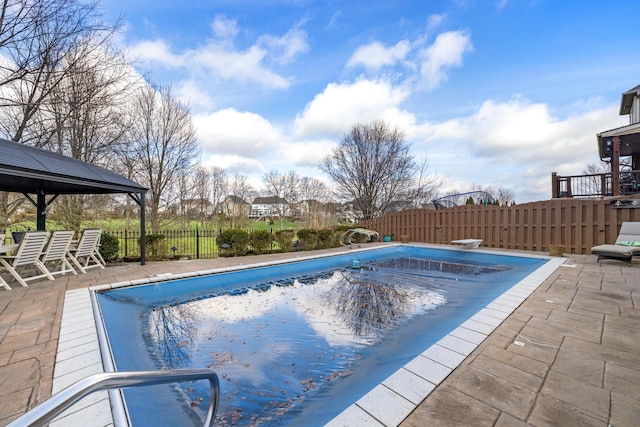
[0,138,148,263]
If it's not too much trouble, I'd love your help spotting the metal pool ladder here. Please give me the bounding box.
[7,368,220,427]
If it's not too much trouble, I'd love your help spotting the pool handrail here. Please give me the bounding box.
[7,368,220,427]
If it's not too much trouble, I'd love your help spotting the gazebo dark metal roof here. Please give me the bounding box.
[0,138,146,194]
[0,137,148,263]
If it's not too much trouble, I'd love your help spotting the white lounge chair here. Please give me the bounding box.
[41,230,78,277]
[67,229,106,273]
[0,233,7,290]
[0,231,53,289]
[591,222,640,266]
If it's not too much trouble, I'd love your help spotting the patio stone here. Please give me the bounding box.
[469,353,544,392]
[0,388,33,423]
[528,394,607,427]
[447,365,537,420]
[610,391,640,427]
[604,362,640,396]
[540,371,609,421]
[400,385,500,427]
[480,344,549,378]
[0,358,39,395]
[551,349,604,387]
[0,249,637,426]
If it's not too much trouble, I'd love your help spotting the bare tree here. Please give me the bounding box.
[0,0,119,144]
[42,40,134,231]
[210,166,227,225]
[321,119,438,220]
[210,170,255,229]
[191,165,211,227]
[582,162,610,197]
[262,170,300,230]
[0,0,125,228]
[0,191,24,229]
[126,83,199,233]
[495,187,515,206]
[224,173,254,229]
[298,177,329,228]
[173,168,192,228]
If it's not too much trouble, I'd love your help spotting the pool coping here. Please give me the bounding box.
[51,244,566,426]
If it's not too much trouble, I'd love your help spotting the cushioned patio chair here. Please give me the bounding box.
[0,231,53,289]
[67,228,105,273]
[591,222,640,266]
[41,230,78,277]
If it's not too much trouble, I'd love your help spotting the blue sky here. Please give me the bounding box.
[102,0,640,202]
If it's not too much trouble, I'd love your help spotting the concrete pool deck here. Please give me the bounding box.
[0,244,639,426]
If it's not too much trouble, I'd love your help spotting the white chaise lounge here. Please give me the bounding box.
[591,222,640,266]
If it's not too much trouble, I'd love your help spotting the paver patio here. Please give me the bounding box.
[0,245,638,426]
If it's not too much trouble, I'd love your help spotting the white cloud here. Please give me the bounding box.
[258,23,309,65]
[211,14,239,40]
[128,39,181,67]
[175,80,214,110]
[426,14,446,33]
[194,44,290,88]
[419,30,473,89]
[194,108,282,157]
[344,28,472,93]
[126,16,306,90]
[293,78,415,137]
[201,153,265,176]
[347,40,411,70]
[415,97,626,201]
[278,138,336,167]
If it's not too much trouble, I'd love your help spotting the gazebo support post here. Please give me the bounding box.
[37,191,46,231]
[612,136,621,196]
[140,193,146,265]
[129,191,147,265]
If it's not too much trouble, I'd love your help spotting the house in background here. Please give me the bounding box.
[293,199,339,227]
[249,196,290,221]
[216,195,250,218]
[178,198,214,218]
[338,200,363,223]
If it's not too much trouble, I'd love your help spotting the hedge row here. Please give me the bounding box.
[217,226,354,257]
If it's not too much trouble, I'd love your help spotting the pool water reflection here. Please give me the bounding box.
[96,247,545,426]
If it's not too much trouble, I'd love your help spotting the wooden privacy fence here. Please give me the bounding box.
[360,198,640,255]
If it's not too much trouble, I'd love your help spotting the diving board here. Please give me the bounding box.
[451,239,483,249]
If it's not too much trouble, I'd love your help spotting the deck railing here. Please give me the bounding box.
[551,170,640,198]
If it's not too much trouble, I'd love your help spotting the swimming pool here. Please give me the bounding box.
[88,245,559,426]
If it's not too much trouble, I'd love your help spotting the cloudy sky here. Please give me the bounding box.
[102,0,640,203]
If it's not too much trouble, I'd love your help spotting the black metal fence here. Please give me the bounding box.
[104,228,295,260]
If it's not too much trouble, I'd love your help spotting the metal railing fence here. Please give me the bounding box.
[104,228,298,260]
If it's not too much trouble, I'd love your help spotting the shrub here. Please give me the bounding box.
[296,228,318,250]
[99,232,119,261]
[317,228,337,249]
[250,230,273,254]
[143,234,167,259]
[273,230,294,252]
[217,229,250,256]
